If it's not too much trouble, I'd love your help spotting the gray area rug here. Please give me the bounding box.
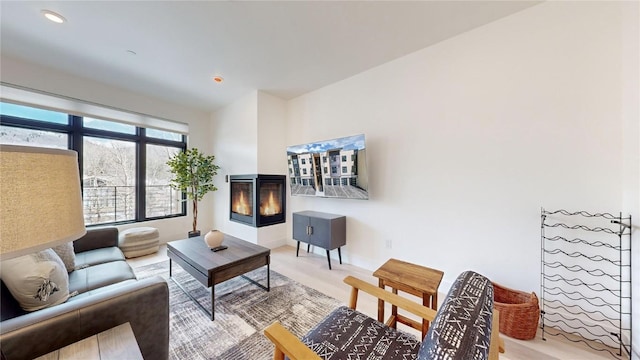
[134,260,343,360]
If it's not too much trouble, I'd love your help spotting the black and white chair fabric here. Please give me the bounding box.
[418,271,495,359]
[266,270,497,360]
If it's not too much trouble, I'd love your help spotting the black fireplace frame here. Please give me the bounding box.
[229,174,286,227]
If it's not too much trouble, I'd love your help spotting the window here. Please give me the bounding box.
[146,145,182,218]
[0,101,187,226]
[146,128,182,141]
[0,102,68,124]
[342,166,347,173]
[323,156,327,163]
[301,158,306,165]
[342,155,347,162]
[0,125,68,149]
[84,117,136,134]
[324,167,328,173]
[302,168,307,175]
[83,137,136,225]
[331,166,337,174]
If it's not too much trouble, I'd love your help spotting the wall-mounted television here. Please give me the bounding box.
[286,134,368,199]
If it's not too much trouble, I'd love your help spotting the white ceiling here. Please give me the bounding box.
[0,1,540,112]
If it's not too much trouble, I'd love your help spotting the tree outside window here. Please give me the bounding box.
[83,137,136,225]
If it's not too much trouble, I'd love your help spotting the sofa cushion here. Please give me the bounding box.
[0,281,27,321]
[74,246,126,269]
[0,249,70,312]
[52,242,76,272]
[68,260,135,294]
[417,270,494,360]
[67,279,138,302]
[72,227,118,253]
[301,305,421,359]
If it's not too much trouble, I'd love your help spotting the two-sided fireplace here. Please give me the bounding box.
[230,174,286,227]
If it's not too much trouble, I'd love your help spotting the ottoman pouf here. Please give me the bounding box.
[118,227,160,258]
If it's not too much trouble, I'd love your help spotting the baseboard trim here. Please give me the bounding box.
[258,237,287,249]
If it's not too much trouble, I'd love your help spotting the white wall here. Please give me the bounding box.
[620,1,640,357]
[210,91,289,247]
[257,92,287,175]
[286,1,637,301]
[207,2,639,353]
[0,55,213,243]
[210,91,259,242]
[256,92,288,247]
[284,3,640,353]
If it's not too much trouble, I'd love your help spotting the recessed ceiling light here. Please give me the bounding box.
[42,10,66,24]
[213,76,224,83]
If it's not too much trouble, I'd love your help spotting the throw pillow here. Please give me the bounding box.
[1,249,70,311]
[52,242,76,273]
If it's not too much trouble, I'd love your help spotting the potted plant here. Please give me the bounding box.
[167,148,220,237]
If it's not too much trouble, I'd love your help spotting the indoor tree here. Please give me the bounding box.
[166,148,220,237]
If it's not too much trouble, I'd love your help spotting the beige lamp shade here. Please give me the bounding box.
[0,145,86,260]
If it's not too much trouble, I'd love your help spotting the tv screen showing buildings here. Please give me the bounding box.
[286,134,368,200]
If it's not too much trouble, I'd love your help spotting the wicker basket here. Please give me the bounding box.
[492,282,540,340]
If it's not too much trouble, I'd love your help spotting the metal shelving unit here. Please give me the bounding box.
[541,208,632,358]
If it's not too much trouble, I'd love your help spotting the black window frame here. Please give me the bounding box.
[1,109,187,227]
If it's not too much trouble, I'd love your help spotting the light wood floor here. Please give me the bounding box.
[127,244,624,360]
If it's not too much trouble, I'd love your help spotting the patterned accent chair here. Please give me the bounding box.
[265,271,500,360]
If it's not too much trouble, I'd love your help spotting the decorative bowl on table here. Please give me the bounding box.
[204,230,226,251]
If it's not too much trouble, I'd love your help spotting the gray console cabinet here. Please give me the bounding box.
[292,211,346,269]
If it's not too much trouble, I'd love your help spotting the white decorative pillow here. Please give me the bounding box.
[52,242,76,272]
[1,249,70,311]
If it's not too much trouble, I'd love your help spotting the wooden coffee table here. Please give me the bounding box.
[167,233,270,320]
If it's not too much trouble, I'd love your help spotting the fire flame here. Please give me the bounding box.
[260,191,281,216]
[233,191,252,216]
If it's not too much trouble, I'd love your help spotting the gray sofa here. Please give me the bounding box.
[0,228,169,360]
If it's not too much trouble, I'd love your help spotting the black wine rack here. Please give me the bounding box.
[541,209,632,358]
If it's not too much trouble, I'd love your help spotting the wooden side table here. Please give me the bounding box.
[35,322,143,360]
[373,258,444,339]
